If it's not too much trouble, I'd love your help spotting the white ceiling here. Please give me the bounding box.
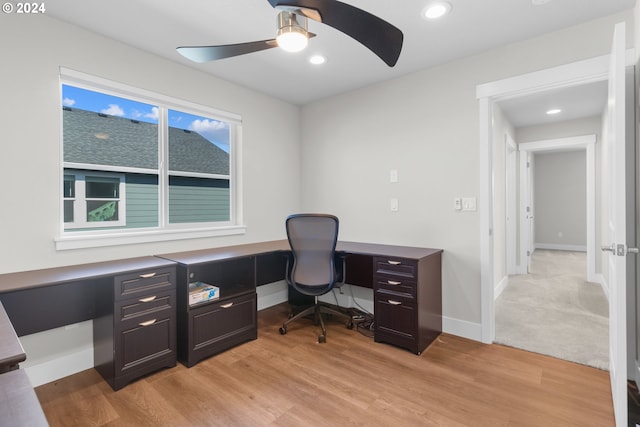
[46,0,634,125]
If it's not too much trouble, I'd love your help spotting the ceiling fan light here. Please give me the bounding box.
[276,11,309,53]
[277,28,308,52]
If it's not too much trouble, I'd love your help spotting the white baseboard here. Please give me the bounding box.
[534,243,587,252]
[442,316,482,342]
[494,275,509,300]
[595,273,609,300]
[24,347,94,387]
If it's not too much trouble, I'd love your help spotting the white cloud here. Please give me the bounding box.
[101,104,125,116]
[145,107,159,121]
[63,97,76,107]
[189,119,227,134]
[189,119,230,151]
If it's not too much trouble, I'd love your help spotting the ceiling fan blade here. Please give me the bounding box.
[268,0,403,67]
[177,39,278,62]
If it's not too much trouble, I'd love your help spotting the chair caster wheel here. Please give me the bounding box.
[279,326,287,335]
[347,321,354,330]
[318,335,326,343]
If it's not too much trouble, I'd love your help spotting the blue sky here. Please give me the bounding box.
[62,85,230,152]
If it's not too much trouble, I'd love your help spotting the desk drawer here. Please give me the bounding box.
[374,276,416,296]
[117,289,174,322]
[374,257,417,279]
[115,268,175,300]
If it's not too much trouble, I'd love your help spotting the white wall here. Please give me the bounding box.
[533,150,587,249]
[300,11,633,334]
[0,9,635,385]
[0,15,301,385]
[0,15,302,274]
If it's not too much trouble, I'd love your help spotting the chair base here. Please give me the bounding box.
[279,302,353,343]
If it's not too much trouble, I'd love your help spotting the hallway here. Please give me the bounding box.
[495,250,609,370]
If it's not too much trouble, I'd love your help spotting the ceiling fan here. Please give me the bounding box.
[176,0,404,67]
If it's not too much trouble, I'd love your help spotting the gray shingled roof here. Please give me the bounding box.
[63,107,229,175]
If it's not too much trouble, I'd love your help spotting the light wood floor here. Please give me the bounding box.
[36,303,614,427]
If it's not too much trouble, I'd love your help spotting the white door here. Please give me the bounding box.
[602,22,627,427]
[519,151,534,274]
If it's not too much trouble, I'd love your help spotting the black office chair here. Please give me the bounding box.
[279,214,353,343]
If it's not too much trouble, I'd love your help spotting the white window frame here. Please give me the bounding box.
[56,68,245,250]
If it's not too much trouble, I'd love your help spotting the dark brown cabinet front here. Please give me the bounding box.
[373,253,441,355]
[173,256,258,367]
[186,292,257,367]
[94,267,177,390]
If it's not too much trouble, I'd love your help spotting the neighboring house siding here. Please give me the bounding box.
[125,174,159,229]
[169,176,230,223]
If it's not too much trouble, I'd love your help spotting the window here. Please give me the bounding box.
[64,172,125,229]
[57,69,243,249]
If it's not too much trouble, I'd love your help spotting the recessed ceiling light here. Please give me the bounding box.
[423,1,452,20]
[532,0,552,5]
[546,108,562,115]
[309,55,326,65]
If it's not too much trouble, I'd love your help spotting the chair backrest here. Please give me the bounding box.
[286,214,339,296]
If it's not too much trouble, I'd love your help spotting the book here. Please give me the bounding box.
[188,281,220,306]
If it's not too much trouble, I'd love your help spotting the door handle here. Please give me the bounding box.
[628,247,639,254]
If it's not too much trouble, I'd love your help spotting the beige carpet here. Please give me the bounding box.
[495,250,609,370]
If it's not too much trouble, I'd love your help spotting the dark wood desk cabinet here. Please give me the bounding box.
[93,265,177,390]
[158,243,290,368]
[372,251,442,355]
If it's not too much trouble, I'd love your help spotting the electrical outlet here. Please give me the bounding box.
[389,169,398,183]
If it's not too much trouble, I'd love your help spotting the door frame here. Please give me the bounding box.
[476,49,634,344]
[518,135,597,283]
[505,134,518,275]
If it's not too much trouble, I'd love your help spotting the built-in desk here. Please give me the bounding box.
[0,239,442,387]
[0,301,25,373]
[160,240,442,357]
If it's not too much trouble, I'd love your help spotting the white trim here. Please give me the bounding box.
[58,70,244,248]
[442,316,483,342]
[519,134,596,282]
[60,67,242,125]
[534,243,587,252]
[494,275,509,300]
[478,97,494,344]
[476,50,633,345]
[55,224,247,250]
[505,134,518,275]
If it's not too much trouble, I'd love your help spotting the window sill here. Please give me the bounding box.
[55,225,247,251]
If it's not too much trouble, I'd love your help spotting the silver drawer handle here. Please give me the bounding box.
[221,302,234,309]
[138,295,157,303]
[139,272,156,278]
[387,280,401,285]
[139,319,157,326]
[387,260,401,265]
[388,300,402,305]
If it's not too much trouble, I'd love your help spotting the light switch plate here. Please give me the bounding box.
[462,197,477,211]
[390,198,399,211]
